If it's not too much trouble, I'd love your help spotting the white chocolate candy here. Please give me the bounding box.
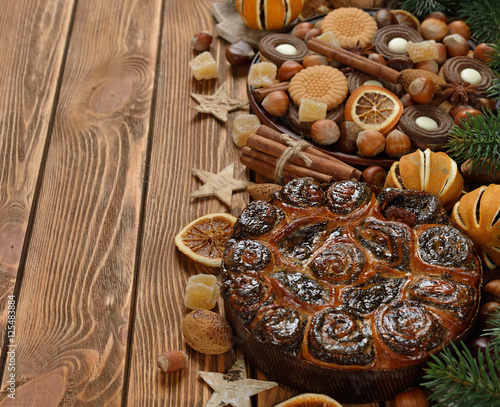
[416,116,438,131]
[460,68,482,85]
[388,37,408,53]
[363,80,383,87]
[275,43,298,56]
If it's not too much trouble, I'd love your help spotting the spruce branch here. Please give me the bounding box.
[445,110,500,177]
[458,0,500,43]
[423,331,500,406]
[396,0,458,19]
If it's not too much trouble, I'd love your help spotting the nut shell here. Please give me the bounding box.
[182,309,233,354]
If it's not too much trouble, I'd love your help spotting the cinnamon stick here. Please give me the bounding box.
[252,81,290,102]
[246,133,360,181]
[307,38,401,84]
[241,147,332,183]
[256,125,332,161]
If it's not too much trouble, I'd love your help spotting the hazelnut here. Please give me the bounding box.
[192,31,213,52]
[310,119,340,146]
[479,301,500,330]
[434,43,447,65]
[387,56,414,72]
[302,54,328,67]
[356,130,385,157]
[443,34,470,58]
[474,97,496,113]
[408,77,435,104]
[420,18,449,42]
[291,22,314,40]
[277,60,304,82]
[182,309,233,354]
[449,104,474,119]
[393,387,429,407]
[157,350,188,373]
[454,108,482,126]
[261,91,290,117]
[423,11,447,24]
[374,9,398,28]
[360,166,386,187]
[385,129,411,157]
[226,40,255,65]
[474,43,495,64]
[304,28,322,43]
[337,121,361,154]
[483,280,500,303]
[415,60,439,75]
[448,20,470,40]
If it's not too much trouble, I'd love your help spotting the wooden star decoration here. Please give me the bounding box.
[191,82,248,122]
[191,163,253,207]
[198,355,278,407]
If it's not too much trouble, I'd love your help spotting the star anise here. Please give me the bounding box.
[343,41,376,57]
[441,81,484,105]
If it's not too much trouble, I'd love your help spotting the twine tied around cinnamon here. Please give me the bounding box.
[274,134,313,184]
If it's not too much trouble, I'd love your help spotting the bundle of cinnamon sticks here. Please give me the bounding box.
[240,125,362,184]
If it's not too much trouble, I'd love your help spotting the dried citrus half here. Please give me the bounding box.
[275,393,343,407]
[175,213,237,267]
[344,85,403,135]
[390,9,421,32]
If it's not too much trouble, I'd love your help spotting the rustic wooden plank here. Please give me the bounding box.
[125,0,252,405]
[0,0,75,361]
[0,0,162,404]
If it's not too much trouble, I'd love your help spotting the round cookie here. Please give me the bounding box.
[289,65,348,110]
[321,7,378,48]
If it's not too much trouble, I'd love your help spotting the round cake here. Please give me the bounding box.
[221,178,482,403]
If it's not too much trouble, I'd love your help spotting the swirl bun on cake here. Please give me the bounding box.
[222,178,481,403]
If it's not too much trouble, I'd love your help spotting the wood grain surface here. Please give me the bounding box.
[0,0,161,404]
[0,0,75,360]
[0,0,387,406]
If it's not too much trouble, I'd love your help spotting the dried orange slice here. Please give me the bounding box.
[175,213,237,267]
[275,393,343,407]
[390,9,421,32]
[344,85,403,135]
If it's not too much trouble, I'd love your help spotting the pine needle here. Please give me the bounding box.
[445,110,500,177]
[396,0,457,18]
[458,0,500,43]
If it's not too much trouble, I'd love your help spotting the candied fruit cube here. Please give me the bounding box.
[233,114,261,147]
[248,62,277,88]
[299,98,327,122]
[317,31,340,48]
[406,40,438,63]
[184,274,220,310]
[189,51,218,80]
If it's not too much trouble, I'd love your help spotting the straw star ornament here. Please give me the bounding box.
[191,82,248,122]
[198,355,278,407]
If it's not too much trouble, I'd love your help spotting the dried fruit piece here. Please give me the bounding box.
[406,40,438,63]
[233,114,261,147]
[185,274,220,310]
[344,85,403,134]
[175,213,237,267]
[298,98,327,122]
[189,51,218,80]
[248,61,277,88]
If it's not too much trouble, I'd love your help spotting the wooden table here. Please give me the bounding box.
[0,1,386,405]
